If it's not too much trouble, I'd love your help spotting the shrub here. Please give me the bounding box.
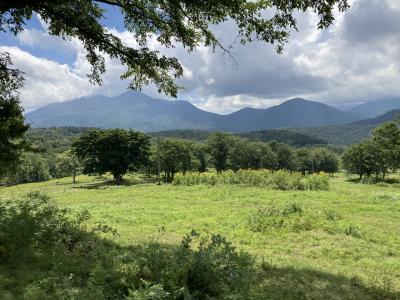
[173,169,330,191]
[344,223,364,239]
[305,173,330,191]
[248,203,314,233]
[0,191,90,261]
[324,209,343,221]
[1,194,254,299]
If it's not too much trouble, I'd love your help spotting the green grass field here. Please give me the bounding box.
[1,174,400,299]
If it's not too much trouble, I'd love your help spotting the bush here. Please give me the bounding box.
[305,173,330,191]
[344,223,364,239]
[248,203,315,233]
[0,194,254,299]
[173,169,330,191]
[0,191,91,261]
[7,153,50,184]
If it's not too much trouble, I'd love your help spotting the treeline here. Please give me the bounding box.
[342,120,400,180]
[6,151,81,185]
[3,129,339,185]
[146,133,338,182]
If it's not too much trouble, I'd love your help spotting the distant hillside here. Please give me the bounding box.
[349,98,400,119]
[150,129,327,146]
[237,130,327,146]
[288,125,375,146]
[149,129,212,141]
[351,109,400,125]
[26,92,357,132]
[26,127,99,153]
[26,128,327,152]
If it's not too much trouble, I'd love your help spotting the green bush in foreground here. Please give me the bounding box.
[173,169,330,191]
[0,193,254,299]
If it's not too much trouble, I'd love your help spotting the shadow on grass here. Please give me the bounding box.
[2,239,399,299]
[1,192,399,299]
[255,264,399,300]
[346,177,400,186]
[74,176,158,190]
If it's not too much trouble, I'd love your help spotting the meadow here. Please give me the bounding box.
[1,173,400,299]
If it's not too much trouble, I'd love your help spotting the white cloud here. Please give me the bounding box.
[0,46,93,111]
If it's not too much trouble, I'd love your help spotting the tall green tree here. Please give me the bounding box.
[1,0,348,97]
[9,152,50,184]
[252,142,277,170]
[192,143,209,173]
[73,129,150,184]
[311,148,339,175]
[269,141,299,171]
[342,141,381,179]
[207,132,233,173]
[0,53,29,177]
[228,137,251,171]
[159,139,192,181]
[371,121,400,178]
[56,150,81,183]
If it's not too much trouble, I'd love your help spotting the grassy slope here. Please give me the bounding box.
[1,174,400,299]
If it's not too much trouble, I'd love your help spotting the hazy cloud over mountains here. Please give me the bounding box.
[1,0,399,113]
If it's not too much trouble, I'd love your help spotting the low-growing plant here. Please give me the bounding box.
[344,223,364,239]
[249,205,365,239]
[1,194,255,299]
[374,193,400,202]
[248,203,315,233]
[324,209,343,221]
[173,169,330,191]
[0,191,94,261]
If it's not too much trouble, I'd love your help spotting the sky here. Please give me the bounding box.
[1,0,400,114]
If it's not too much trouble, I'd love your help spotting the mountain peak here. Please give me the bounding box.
[25,92,358,132]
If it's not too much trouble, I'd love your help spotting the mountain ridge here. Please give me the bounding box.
[348,98,400,119]
[26,91,358,132]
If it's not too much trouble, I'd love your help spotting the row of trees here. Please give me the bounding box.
[343,121,400,179]
[3,129,340,185]
[69,130,339,184]
[8,150,81,185]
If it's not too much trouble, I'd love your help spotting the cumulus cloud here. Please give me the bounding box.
[0,46,93,111]
[1,0,400,113]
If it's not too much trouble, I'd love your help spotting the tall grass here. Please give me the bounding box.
[173,169,330,191]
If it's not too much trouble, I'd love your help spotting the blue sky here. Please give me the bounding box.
[1,0,400,113]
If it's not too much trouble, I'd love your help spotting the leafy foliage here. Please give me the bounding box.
[7,152,50,184]
[56,150,81,183]
[0,52,29,177]
[342,121,400,180]
[206,132,233,172]
[158,138,192,181]
[173,169,330,191]
[1,0,348,97]
[0,193,255,299]
[73,129,150,183]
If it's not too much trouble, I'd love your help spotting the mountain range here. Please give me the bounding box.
[351,109,400,125]
[348,98,400,119]
[26,91,368,132]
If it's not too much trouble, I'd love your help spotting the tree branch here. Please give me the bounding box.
[0,0,47,11]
